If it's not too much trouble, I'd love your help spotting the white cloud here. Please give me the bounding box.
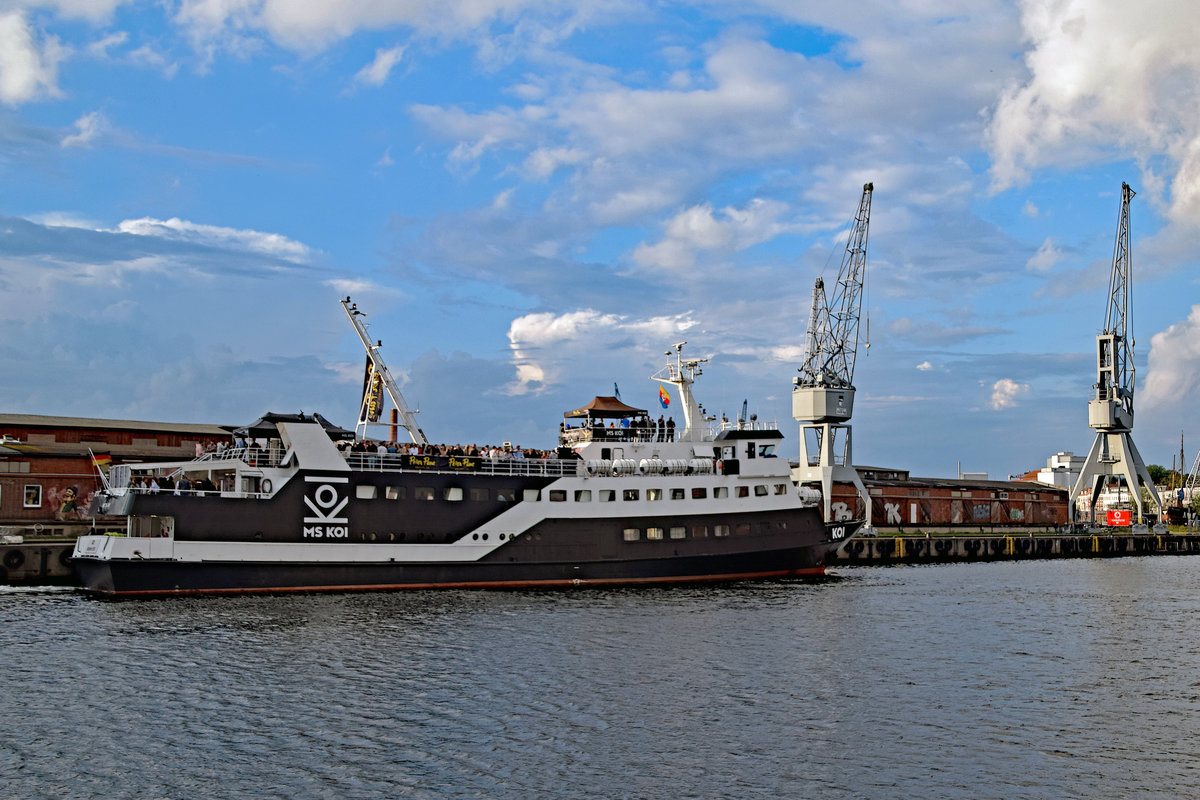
[1026,236,1062,272]
[1022,199,1039,217]
[990,377,1029,410]
[916,360,932,371]
[353,44,405,88]
[506,309,696,395]
[1142,304,1200,411]
[116,217,314,261]
[172,0,574,54]
[61,110,107,148]
[0,11,64,104]
[987,0,1200,224]
[633,198,797,272]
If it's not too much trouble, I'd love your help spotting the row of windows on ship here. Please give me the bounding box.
[353,482,793,502]
[358,519,790,544]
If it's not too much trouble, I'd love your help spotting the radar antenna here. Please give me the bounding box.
[1067,184,1163,529]
[340,297,428,445]
[792,183,873,524]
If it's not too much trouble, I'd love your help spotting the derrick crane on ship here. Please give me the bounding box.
[792,182,873,524]
[1067,183,1163,530]
[341,296,428,445]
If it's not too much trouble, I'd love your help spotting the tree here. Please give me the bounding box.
[1147,464,1169,484]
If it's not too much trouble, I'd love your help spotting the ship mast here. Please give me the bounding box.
[650,341,707,442]
[340,297,428,445]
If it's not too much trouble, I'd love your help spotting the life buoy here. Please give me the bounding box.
[261,479,272,494]
[3,550,24,569]
[716,460,724,474]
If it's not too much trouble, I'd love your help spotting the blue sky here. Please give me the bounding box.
[2,0,1199,479]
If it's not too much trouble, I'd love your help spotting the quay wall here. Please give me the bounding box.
[832,532,1200,564]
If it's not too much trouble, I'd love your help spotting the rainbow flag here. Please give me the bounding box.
[658,386,670,408]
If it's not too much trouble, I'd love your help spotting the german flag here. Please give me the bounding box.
[91,452,112,471]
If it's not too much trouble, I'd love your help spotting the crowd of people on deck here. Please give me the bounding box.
[339,439,568,462]
[129,474,218,495]
[561,414,676,442]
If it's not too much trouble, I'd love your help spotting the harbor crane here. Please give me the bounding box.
[1067,183,1163,530]
[792,182,873,524]
[340,296,428,445]
[1186,447,1200,530]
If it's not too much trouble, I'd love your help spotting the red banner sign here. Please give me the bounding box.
[1107,509,1131,526]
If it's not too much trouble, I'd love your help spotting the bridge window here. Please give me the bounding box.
[670,488,685,500]
[691,487,707,499]
[691,525,708,538]
[736,486,749,498]
[548,490,567,502]
[646,527,664,540]
[774,484,788,495]
[523,489,540,502]
[574,490,592,502]
[469,488,489,501]
[414,487,434,501]
[647,488,662,501]
[599,490,616,502]
[754,485,768,497]
[385,486,406,500]
[714,487,728,499]
[623,528,640,541]
[669,526,686,539]
[443,487,463,501]
[623,489,639,501]
[713,524,730,537]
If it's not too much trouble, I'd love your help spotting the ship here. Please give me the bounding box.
[72,309,861,596]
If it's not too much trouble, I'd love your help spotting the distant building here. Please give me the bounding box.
[1034,451,1085,489]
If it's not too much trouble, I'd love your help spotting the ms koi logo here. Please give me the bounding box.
[303,476,349,539]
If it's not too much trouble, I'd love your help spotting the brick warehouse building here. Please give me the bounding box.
[825,466,1069,531]
[0,414,232,536]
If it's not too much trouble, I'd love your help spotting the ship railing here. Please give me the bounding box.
[560,427,666,445]
[714,419,779,433]
[344,452,582,478]
[188,446,283,469]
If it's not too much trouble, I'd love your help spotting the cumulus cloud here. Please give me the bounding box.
[1142,303,1200,411]
[352,45,405,88]
[60,110,107,147]
[1026,236,1062,272]
[988,0,1200,224]
[916,360,932,371]
[633,198,798,272]
[990,377,1029,410]
[0,11,64,104]
[506,309,696,395]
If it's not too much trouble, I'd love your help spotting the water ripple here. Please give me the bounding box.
[4,559,1200,798]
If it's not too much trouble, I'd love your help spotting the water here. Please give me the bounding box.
[4,558,1200,799]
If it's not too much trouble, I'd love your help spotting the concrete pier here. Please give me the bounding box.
[831,531,1200,564]
[0,541,75,584]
